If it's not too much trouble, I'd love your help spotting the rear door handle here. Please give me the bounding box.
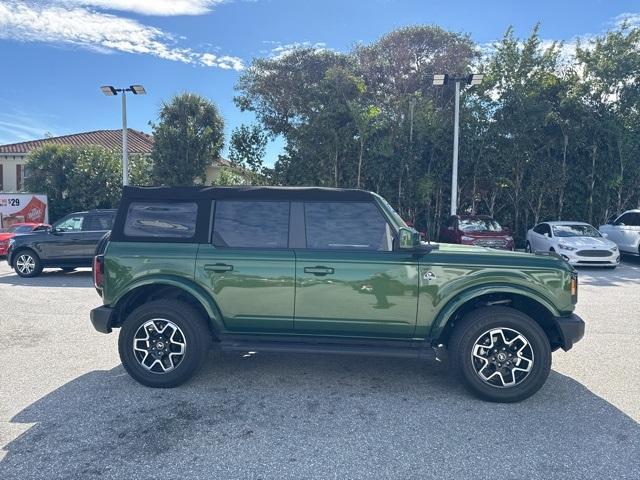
[204,263,233,272]
[304,266,334,276]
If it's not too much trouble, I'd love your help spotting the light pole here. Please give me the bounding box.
[100,84,146,186]
[433,73,483,215]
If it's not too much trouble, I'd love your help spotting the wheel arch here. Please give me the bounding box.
[110,277,224,337]
[430,286,565,351]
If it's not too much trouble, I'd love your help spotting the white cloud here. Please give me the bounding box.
[614,12,640,28]
[265,41,331,59]
[0,1,244,70]
[57,0,227,17]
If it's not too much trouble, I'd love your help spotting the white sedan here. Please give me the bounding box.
[526,221,620,268]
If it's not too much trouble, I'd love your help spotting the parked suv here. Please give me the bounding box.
[599,209,640,256]
[90,187,584,402]
[7,209,116,277]
[440,215,515,250]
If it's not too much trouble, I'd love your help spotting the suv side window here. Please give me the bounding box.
[533,224,545,235]
[83,211,115,231]
[55,214,85,232]
[614,213,631,226]
[213,201,290,248]
[304,202,392,251]
[124,202,197,238]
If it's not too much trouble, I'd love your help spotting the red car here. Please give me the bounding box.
[440,215,514,250]
[0,223,50,256]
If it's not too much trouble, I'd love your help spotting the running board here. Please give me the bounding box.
[215,338,439,360]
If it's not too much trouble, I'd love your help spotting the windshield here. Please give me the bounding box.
[459,218,502,232]
[0,225,33,233]
[374,194,407,230]
[553,224,601,238]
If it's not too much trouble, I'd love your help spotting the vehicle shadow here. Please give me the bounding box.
[1,353,639,479]
[0,268,92,288]
[577,256,640,287]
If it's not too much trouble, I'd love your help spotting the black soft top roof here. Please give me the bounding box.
[122,186,377,202]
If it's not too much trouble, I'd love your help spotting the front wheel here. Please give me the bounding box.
[118,300,211,388]
[13,250,43,278]
[448,306,551,402]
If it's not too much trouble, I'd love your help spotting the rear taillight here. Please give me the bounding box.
[93,255,104,289]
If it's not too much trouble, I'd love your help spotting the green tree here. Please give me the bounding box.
[151,93,224,186]
[23,144,75,220]
[229,124,268,173]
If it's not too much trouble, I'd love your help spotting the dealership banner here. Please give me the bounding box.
[0,194,48,227]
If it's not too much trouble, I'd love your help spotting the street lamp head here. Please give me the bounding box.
[468,73,484,86]
[433,74,448,86]
[100,85,118,96]
[129,84,146,95]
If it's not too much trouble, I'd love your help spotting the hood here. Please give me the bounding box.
[0,233,15,242]
[435,242,572,271]
[8,230,51,243]
[555,236,616,249]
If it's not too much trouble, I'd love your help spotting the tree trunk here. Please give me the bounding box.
[587,144,597,224]
[558,133,568,220]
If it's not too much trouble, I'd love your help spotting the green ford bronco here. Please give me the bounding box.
[91,186,584,402]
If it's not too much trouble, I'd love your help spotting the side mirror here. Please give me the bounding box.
[396,227,430,252]
[601,232,609,238]
[50,227,62,235]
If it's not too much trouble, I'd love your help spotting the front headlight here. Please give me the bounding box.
[558,243,577,251]
[611,245,618,252]
[461,235,474,242]
[505,236,514,242]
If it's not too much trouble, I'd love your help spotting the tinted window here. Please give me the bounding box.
[84,212,115,231]
[213,201,289,248]
[616,212,640,226]
[55,214,84,232]
[304,202,392,251]
[124,202,197,238]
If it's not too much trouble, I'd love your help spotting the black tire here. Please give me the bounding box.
[13,249,43,278]
[448,306,551,403]
[525,241,532,253]
[118,299,211,388]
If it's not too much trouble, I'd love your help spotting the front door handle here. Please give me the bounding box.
[304,266,334,276]
[204,263,233,273]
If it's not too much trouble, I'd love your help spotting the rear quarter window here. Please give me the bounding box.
[124,202,198,239]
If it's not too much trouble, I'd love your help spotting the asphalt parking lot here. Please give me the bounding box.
[0,258,639,480]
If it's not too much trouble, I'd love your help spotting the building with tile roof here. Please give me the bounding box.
[0,129,238,191]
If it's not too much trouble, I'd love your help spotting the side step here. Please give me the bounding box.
[215,337,440,361]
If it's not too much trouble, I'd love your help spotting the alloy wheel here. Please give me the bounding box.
[132,319,187,374]
[16,254,36,275]
[471,327,534,388]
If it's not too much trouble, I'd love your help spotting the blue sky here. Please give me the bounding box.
[0,0,638,165]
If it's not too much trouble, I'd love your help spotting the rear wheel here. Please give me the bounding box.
[13,250,43,278]
[118,300,211,388]
[449,306,551,402]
